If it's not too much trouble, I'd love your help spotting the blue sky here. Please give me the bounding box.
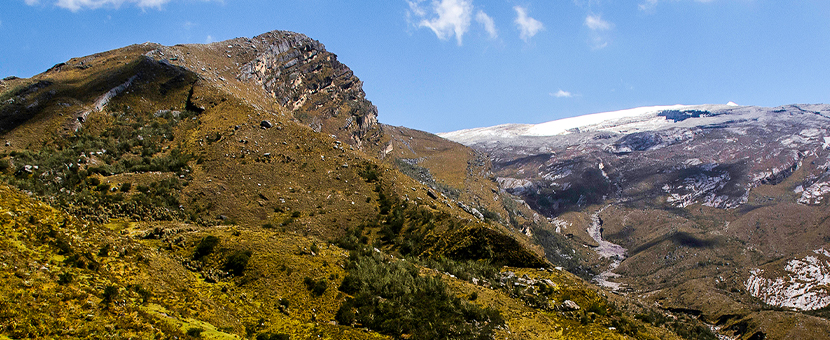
[1,0,828,133]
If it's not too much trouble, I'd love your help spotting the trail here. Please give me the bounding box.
[587,205,627,291]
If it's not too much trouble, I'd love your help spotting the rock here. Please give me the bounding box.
[427,190,438,199]
[4,141,9,147]
[560,300,580,311]
[260,120,273,129]
[22,165,34,174]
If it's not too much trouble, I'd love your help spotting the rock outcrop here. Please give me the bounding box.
[239,31,379,147]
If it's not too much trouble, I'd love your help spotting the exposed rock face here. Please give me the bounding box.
[239,31,379,147]
[745,248,830,311]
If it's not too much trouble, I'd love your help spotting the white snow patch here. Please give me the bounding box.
[525,104,691,136]
[798,180,830,205]
[745,250,830,311]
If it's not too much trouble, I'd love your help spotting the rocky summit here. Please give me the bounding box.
[1,29,829,340]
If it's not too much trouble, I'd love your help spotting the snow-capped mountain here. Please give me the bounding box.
[440,103,830,142]
[440,103,830,332]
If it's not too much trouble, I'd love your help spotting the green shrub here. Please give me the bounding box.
[193,235,220,260]
[256,333,289,340]
[57,272,73,285]
[336,247,503,339]
[303,277,327,296]
[186,327,204,338]
[98,244,112,257]
[102,285,119,304]
[224,250,252,276]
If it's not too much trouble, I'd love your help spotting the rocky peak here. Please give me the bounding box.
[239,30,379,147]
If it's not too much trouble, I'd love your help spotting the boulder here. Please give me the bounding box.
[560,300,580,311]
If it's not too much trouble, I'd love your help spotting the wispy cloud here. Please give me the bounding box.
[585,14,612,31]
[551,89,574,98]
[475,10,497,39]
[205,35,214,43]
[25,0,173,11]
[514,6,544,42]
[585,14,613,49]
[408,0,474,45]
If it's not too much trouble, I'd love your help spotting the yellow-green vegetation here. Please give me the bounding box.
[0,31,703,340]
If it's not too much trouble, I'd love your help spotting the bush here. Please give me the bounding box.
[256,333,289,340]
[193,235,220,260]
[57,272,73,285]
[336,247,503,339]
[224,250,252,276]
[102,285,119,304]
[98,244,112,257]
[186,327,204,338]
[303,277,327,296]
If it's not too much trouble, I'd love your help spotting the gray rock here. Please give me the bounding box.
[260,120,273,129]
[561,300,580,311]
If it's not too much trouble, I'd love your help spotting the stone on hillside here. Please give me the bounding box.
[260,120,273,129]
[560,300,580,311]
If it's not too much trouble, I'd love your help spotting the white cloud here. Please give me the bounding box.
[551,89,573,98]
[585,14,613,49]
[514,6,543,42]
[585,14,612,31]
[475,10,497,39]
[26,0,173,11]
[205,35,214,44]
[409,0,473,46]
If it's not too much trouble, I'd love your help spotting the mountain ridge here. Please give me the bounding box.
[0,30,721,339]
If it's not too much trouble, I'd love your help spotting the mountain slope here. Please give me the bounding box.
[442,103,830,339]
[0,30,698,339]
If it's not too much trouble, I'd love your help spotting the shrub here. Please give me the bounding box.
[224,250,252,276]
[359,164,380,183]
[57,272,73,285]
[303,277,327,296]
[186,327,204,338]
[257,333,289,340]
[98,244,112,257]
[119,182,131,192]
[102,285,119,304]
[336,247,503,339]
[193,235,220,260]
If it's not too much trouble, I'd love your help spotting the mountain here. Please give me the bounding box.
[0,30,713,339]
[441,103,830,339]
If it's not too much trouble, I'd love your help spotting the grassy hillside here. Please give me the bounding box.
[0,30,707,339]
